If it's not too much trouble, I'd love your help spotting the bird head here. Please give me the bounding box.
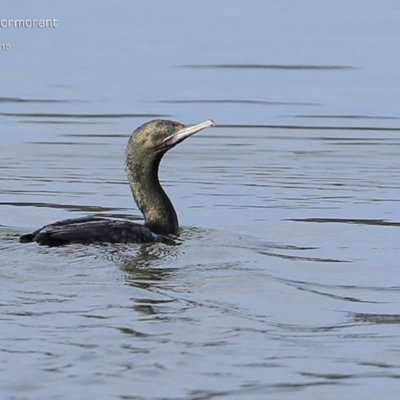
[128,119,215,156]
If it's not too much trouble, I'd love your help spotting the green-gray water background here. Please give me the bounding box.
[1,1,400,399]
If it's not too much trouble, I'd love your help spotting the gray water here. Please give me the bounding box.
[1,1,400,399]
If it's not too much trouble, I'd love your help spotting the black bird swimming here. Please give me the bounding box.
[20,119,215,246]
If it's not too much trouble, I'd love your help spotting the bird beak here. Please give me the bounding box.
[163,119,215,146]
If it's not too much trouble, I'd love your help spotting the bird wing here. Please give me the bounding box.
[20,217,160,246]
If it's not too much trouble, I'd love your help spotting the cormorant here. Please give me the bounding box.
[19,119,215,246]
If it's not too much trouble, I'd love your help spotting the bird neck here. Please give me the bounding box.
[125,152,178,236]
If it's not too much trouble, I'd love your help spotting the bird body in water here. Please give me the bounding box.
[20,119,215,246]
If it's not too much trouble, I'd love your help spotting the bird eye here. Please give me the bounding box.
[165,127,173,136]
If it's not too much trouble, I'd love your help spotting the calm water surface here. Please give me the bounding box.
[1,1,400,399]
